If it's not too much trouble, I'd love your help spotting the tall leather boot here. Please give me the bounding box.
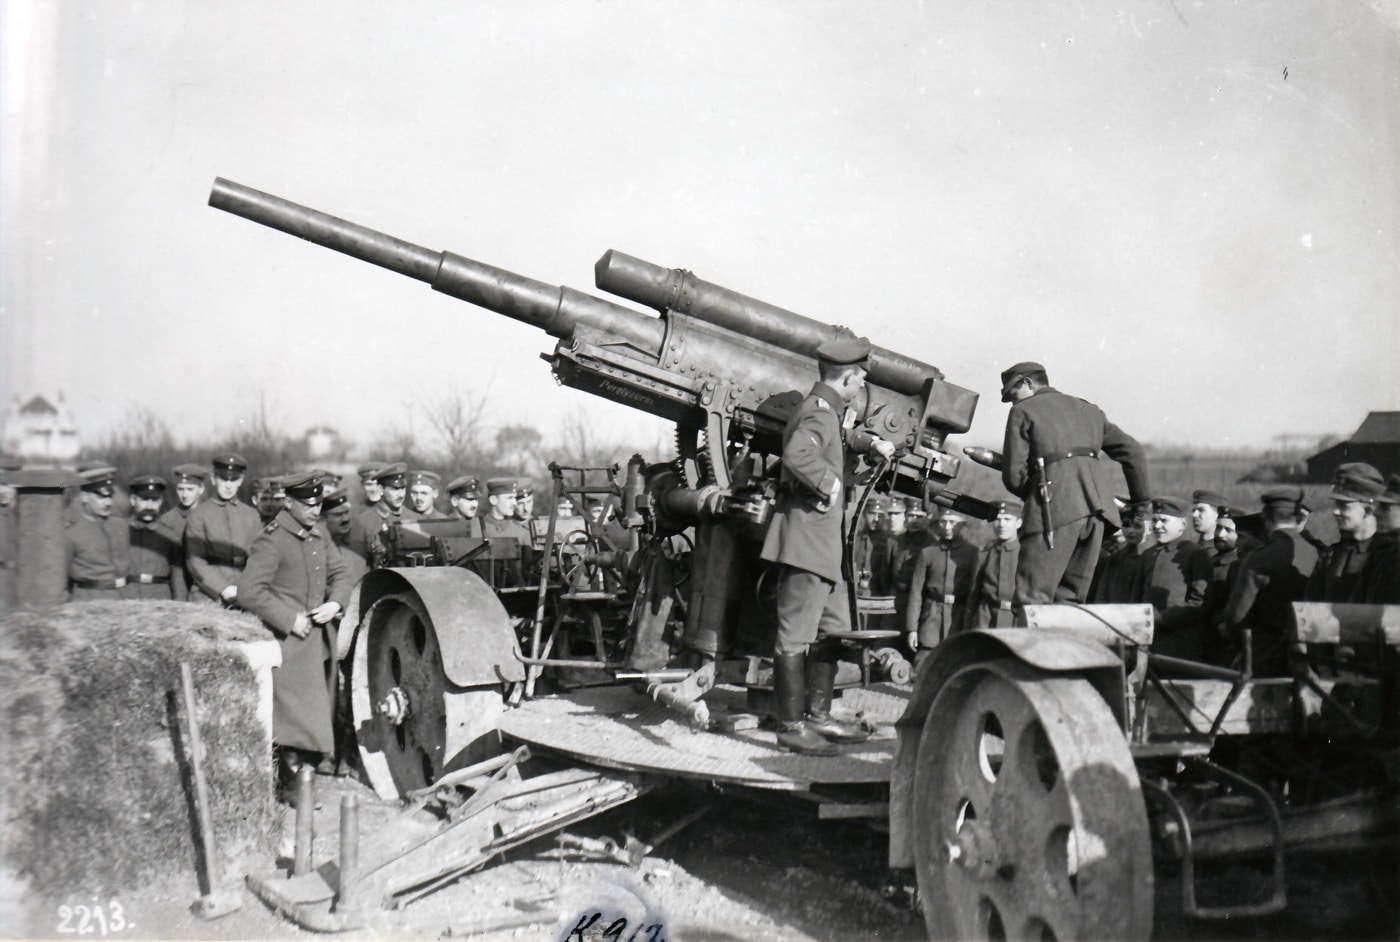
[773,653,838,756]
[805,653,871,744]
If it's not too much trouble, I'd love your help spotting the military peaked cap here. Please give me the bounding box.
[516,482,534,498]
[374,463,409,486]
[1377,474,1400,506]
[1261,487,1305,511]
[866,495,891,512]
[815,336,872,366]
[127,474,166,496]
[357,461,389,480]
[991,497,1025,517]
[280,471,324,503]
[1151,496,1190,517]
[321,487,350,511]
[80,466,117,494]
[486,478,516,497]
[171,463,207,483]
[1328,462,1385,504]
[904,496,927,515]
[409,470,440,489]
[1191,490,1230,509]
[1000,361,1046,402]
[446,475,481,498]
[211,452,248,477]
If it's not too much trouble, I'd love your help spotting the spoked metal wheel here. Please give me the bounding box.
[913,659,1153,941]
[350,589,504,799]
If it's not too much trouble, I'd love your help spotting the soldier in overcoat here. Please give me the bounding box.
[65,467,132,601]
[184,453,261,605]
[760,337,896,755]
[999,362,1151,606]
[238,472,351,779]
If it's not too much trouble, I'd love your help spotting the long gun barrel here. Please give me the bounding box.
[209,178,983,504]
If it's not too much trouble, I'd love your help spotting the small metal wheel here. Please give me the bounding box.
[351,589,503,798]
[914,659,1153,941]
[556,528,603,592]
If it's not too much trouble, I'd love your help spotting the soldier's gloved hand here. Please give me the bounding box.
[905,632,919,655]
[309,601,341,624]
[220,585,238,603]
[291,612,311,639]
[871,438,896,462]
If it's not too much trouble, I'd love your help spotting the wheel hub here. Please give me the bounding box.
[378,686,411,725]
[949,818,1000,880]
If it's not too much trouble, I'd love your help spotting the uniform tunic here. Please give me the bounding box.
[1305,535,1373,603]
[482,514,533,586]
[1136,537,1211,661]
[127,518,180,600]
[184,496,261,603]
[1001,387,1150,605]
[760,382,878,655]
[154,504,195,600]
[65,511,132,601]
[972,538,1021,629]
[1222,528,1318,676]
[1351,530,1399,603]
[238,510,351,753]
[853,526,894,596]
[905,534,981,647]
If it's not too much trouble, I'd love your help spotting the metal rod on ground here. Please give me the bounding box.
[294,764,315,876]
[336,795,359,914]
[179,662,243,918]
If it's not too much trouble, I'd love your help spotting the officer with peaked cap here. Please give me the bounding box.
[239,471,351,787]
[972,498,1024,629]
[760,336,896,755]
[184,452,261,605]
[1353,474,1400,604]
[1138,496,1211,662]
[65,467,132,600]
[1306,462,1384,602]
[999,361,1151,608]
[127,474,179,600]
[446,476,484,538]
[154,464,207,600]
[1222,487,1319,674]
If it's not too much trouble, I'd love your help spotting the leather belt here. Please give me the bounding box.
[1042,447,1099,465]
[928,593,966,605]
[72,577,128,590]
[135,573,169,585]
[205,554,247,567]
[999,600,1013,611]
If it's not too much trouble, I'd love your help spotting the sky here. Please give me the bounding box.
[3,0,1398,462]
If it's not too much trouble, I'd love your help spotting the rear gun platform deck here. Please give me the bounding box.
[500,683,911,789]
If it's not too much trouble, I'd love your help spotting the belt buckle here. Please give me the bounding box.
[943,594,956,605]
[114,577,127,589]
[139,573,154,585]
[999,600,1013,611]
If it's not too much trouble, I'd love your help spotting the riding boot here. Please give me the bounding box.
[773,653,838,756]
[805,655,870,743]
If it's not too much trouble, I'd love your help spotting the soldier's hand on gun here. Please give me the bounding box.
[291,612,311,639]
[871,438,896,462]
[220,585,238,603]
[308,601,341,624]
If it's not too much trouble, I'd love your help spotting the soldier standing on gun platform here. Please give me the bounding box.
[184,453,261,606]
[238,472,351,791]
[999,362,1151,607]
[760,337,896,756]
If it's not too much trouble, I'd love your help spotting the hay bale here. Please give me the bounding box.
[0,601,283,897]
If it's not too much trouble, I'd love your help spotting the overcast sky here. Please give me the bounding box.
[3,0,1397,461]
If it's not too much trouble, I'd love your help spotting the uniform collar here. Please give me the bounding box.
[274,509,317,540]
[811,382,845,414]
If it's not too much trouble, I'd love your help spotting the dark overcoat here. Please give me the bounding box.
[905,534,981,646]
[185,496,261,602]
[238,510,351,753]
[1137,537,1211,660]
[973,538,1020,629]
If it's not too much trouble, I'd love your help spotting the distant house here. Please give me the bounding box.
[1306,412,1400,483]
[305,425,341,460]
[1,393,81,464]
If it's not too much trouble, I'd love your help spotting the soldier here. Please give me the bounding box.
[886,497,909,539]
[351,463,414,566]
[482,478,531,541]
[1353,474,1400,604]
[556,495,576,519]
[759,337,896,756]
[126,474,180,600]
[356,461,388,511]
[238,472,351,791]
[1190,489,1230,555]
[1137,496,1211,662]
[321,487,368,587]
[1221,488,1319,675]
[972,498,1023,629]
[1306,463,1384,602]
[998,361,1151,605]
[184,452,261,606]
[904,508,981,661]
[514,483,535,522]
[1090,498,1141,603]
[65,467,132,600]
[853,494,893,596]
[446,475,484,537]
[155,464,206,601]
[66,458,128,524]
[407,470,449,521]
[251,476,286,525]
[1201,508,1244,663]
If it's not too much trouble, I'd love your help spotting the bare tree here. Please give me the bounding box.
[495,423,543,476]
[424,384,493,469]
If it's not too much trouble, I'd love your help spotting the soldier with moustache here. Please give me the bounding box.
[65,467,132,601]
[760,337,896,756]
[998,362,1151,605]
[321,488,368,587]
[184,453,262,606]
[238,472,351,788]
[1353,474,1400,604]
[904,508,981,661]
[1136,496,1211,663]
[126,475,180,600]
[972,498,1023,629]
[155,464,205,601]
[1306,463,1385,603]
[1201,507,1244,664]
[446,476,484,538]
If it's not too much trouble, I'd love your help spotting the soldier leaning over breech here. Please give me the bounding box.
[238,472,351,790]
[65,467,132,600]
[760,337,896,757]
[184,452,261,605]
[126,474,180,600]
[999,361,1151,606]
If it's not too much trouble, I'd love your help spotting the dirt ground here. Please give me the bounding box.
[5,771,1394,942]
